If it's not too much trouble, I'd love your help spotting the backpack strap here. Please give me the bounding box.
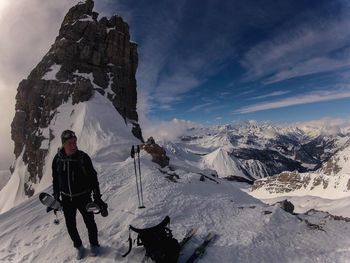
[78,151,88,176]
[122,229,133,257]
[56,149,88,176]
[129,216,170,234]
[121,216,171,258]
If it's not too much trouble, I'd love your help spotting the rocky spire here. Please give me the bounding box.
[11,0,143,196]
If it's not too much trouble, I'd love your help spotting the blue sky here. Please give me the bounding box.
[0,0,350,168]
[96,0,350,124]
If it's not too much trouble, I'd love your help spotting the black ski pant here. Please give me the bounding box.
[62,193,99,248]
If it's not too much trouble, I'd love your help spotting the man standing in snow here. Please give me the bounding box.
[51,130,107,259]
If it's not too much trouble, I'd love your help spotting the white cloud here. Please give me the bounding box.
[155,71,202,100]
[0,1,10,17]
[265,51,350,84]
[142,118,200,142]
[0,0,77,170]
[234,86,350,114]
[135,21,233,118]
[251,90,290,100]
[0,80,15,169]
[204,104,229,113]
[219,91,232,96]
[338,69,350,81]
[188,102,215,112]
[294,117,350,136]
[241,16,350,83]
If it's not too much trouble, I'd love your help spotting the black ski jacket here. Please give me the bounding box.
[52,149,101,200]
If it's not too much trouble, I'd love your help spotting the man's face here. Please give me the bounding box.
[63,137,77,156]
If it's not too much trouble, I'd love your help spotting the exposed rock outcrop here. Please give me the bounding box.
[11,0,143,196]
[318,139,350,175]
[252,171,312,194]
[275,199,295,214]
[142,137,170,168]
[251,171,350,197]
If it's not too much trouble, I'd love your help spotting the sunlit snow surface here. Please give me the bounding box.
[2,153,350,262]
[0,92,139,213]
[1,93,350,262]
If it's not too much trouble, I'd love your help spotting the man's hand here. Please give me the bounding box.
[94,198,108,217]
[53,193,61,202]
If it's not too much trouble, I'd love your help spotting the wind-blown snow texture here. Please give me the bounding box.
[1,92,350,262]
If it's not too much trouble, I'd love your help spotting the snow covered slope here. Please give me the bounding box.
[2,93,350,261]
[201,148,247,179]
[0,170,10,190]
[248,169,350,218]
[318,141,350,175]
[250,171,350,200]
[2,148,350,262]
[0,92,139,214]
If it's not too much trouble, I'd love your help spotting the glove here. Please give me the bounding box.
[94,198,108,217]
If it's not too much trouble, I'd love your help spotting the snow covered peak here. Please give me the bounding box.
[9,0,142,208]
[201,148,246,179]
[0,92,139,214]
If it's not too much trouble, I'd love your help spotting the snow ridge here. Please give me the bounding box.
[0,91,139,214]
[2,108,350,262]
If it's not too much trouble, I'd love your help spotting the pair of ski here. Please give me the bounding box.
[178,227,217,263]
[131,145,145,209]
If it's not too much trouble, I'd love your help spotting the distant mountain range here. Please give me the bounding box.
[163,121,350,182]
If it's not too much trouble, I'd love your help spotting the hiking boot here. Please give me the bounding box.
[90,245,100,257]
[76,245,85,260]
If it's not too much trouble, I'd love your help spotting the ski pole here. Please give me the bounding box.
[137,145,145,208]
[131,146,141,207]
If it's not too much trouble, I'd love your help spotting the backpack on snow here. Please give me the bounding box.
[122,216,180,263]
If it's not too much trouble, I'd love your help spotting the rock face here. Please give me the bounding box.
[275,199,295,214]
[251,171,350,197]
[252,172,313,194]
[11,0,143,196]
[232,147,308,178]
[318,139,350,175]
